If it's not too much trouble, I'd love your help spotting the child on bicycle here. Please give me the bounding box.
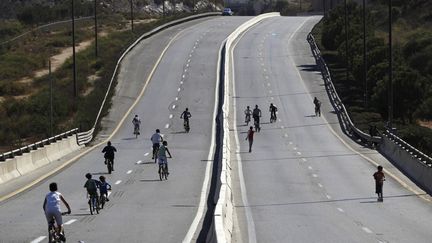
[158,140,172,174]
[84,173,99,208]
[43,182,71,241]
[99,176,112,202]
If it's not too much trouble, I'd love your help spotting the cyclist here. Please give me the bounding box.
[180,108,192,129]
[84,173,99,209]
[102,141,117,171]
[269,103,278,122]
[158,140,172,175]
[98,176,111,204]
[151,129,163,160]
[132,114,141,135]
[252,105,261,131]
[244,106,252,124]
[313,97,321,117]
[43,182,71,242]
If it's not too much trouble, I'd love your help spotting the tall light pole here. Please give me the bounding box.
[344,0,349,84]
[130,0,134,32]
[71,0,77,98]
[94,0,98,57]
[363,0,367,107]
[388,0,393,127]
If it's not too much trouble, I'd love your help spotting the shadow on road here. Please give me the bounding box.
[235,193,427,208]
[91,172,109,175]
[139,179,160,182]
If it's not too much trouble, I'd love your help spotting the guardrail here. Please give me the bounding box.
[383,129,432,167]
[214,12,281,243]
[307,33,381,145]
[0,128,78,161]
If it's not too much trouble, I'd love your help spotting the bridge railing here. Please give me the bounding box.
[0,128,78,161]
[307,33,381,145]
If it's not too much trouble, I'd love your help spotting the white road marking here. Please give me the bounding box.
[293,147,297,150]
[126,170,133,174]
[308,166,313,170]
[144,152,149,156]
[284,133,288,137]
[64,219,77,225]
[317,183,323,188]
[362,227,373,234]
[297,151,302,155]
[186,63,190,67]
[289,142,293,145]
[265,75,269,79]
[115,180,122,185]
[187,59,191,63]
[165,124,170,129]
[267,83,271,86]
[136,160,143,164]
[30,236,46,243]
[278,118,282,122]
[326,195,332,199]
[182,74,186,78]
[302,158,307,162]
[175,97,179,101]
[108,191,112,197]
[172,105,176,109]
[189,54,192,57]
[337,208,344,213]
[280,125,284,129]
[269,90,272,94]
[178,88,181,92]
[270,97,274,100]
[184,68,188,73]
[169,114,173,119]
[312,174,318,178]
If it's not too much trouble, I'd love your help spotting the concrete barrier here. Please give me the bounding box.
[379,133,432,194]
[214,12,281,243]
[0,134,82,185]
[0,158,20,184]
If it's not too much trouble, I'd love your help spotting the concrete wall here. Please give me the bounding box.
[0,135,82,184]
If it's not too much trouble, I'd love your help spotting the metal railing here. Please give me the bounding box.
[0,128,78,161]
[383,129,432,167]
[307,33,381,145]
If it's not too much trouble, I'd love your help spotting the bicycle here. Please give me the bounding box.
[159,163,169,181]
[184,119,190,133]
[105,158,113,174]
[48,212,69,243]
[245,114,251,125]
[99,192,110,209]
[270,113,277,123]
[133,124,140,138]
[88,194,99,215]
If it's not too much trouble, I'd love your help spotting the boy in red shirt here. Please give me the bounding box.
[373,165,385,202]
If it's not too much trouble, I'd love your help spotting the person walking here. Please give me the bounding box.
[246,126,254,153]
[373,165,385,202]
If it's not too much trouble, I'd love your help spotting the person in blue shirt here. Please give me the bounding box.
[98,176,111,203]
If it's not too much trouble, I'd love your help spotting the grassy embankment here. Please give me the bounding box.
[0,12,191,151]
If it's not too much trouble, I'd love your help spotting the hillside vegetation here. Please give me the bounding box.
[313,0,432,156]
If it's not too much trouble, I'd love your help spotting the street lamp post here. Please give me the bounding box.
[363,0,367,107]
[388,0,393,127]
[344,0,349,84]
[71,0,77,98]
[94,0,98,57]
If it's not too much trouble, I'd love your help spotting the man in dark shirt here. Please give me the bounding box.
[102,141,117,171]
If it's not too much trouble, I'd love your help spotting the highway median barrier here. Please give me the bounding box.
[213,12,280,243]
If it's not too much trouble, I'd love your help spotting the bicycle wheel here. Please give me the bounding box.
[107,159,112,174]
[164,165,168,180]
[89,199,93,215]
[159,165,163,181]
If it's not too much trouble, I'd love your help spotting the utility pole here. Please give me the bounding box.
[71,0,77,97]
[130,0,134,32]
[344,0,349,84]
[363,0,367,107]
[94,0,98,57]
[49,59,53,137]
[388,0,393,127]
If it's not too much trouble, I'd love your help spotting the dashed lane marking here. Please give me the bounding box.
[312,174,318,178]
[326,195,332,199]
[175,97,179,100]
[308,166,313,170]
[337,208,344,213]
[302,158,307,162]
[318,183,323,188]
[30,236,46,243]
[297,152,302,155]
[165,124,170,129]
[64,219,77,225]
[177,88,181,92]
[136,160,143,164]
[169,114,173,119]
[362,227,373,234]
[115,180,122,185]
[144,152,149,156]
[172,105,176,109]
[127,170,133,174]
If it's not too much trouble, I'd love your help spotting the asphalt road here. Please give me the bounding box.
[231,16,432,243]
[0,16,250,243]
